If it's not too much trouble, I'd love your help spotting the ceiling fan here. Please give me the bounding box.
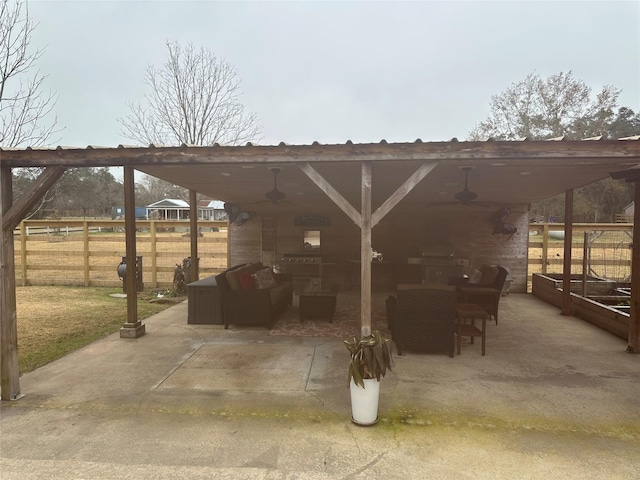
[264,167,287,204]
[454,166,478,205]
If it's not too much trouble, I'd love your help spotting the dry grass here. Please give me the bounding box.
[16,286,183,374]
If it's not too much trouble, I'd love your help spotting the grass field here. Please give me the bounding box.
[16,286,183,375]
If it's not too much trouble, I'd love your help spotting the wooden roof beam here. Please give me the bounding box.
[372,161,439,227]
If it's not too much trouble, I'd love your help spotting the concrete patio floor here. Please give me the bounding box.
[1,292,639,479]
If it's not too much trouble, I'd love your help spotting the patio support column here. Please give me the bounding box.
[561,189,574,316]
[0,164,20,400]
[360,162,372,337]
[627,180,640,353]
[299,160,438,338]
[189,189,199,282]
[120,166,145,338]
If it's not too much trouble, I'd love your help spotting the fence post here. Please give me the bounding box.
[150,220,157,288]
[83,221,90,286]
[541,223,549,274]
[20,221,27,286]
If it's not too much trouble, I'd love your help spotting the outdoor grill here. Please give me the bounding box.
[280,253,323,264]
[279,253,326,292]
[407,244,465,284]
[420,244,456,262]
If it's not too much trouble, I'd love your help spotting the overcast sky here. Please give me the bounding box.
[28,0,640,148]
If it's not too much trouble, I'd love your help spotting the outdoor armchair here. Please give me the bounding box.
[457,265,508,324]
[386,284,456,357]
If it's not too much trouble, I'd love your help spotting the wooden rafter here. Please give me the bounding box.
[298,163,361,226]
[299,160,439,337]
[371,161,439,227]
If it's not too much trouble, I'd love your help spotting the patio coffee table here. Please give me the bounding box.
[299,287,338,323]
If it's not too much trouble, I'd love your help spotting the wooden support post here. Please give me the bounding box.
[0,164,21,400]
[562,189,574,316]
[628,180,640,353]
[299,161,438,338]
[189,189,199,282]
[120,166,145,338]
[360,162,372,337]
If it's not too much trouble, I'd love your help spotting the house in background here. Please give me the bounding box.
[197,200,228,221]
[616,202,635,223]
[145,198,228,221]
[146,198,190,220]
[111,205,148,220]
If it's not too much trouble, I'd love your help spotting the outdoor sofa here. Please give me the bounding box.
[215,262,293,329]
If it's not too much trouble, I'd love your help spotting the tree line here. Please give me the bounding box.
[2,1,639,221]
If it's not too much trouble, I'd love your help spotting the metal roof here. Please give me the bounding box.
[2,138,640,214]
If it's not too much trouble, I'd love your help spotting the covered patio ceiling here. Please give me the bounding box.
[2,138,640,213]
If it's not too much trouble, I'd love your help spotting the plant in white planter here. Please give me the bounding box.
[344,330,393,426]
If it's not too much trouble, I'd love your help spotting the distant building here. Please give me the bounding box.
[111,206,148,220]
[617,202,635,223]
[145,198,228,221]
[146,199,190,220]
[197,200,228,220]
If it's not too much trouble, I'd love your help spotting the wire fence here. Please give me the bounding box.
[528,223,633,283]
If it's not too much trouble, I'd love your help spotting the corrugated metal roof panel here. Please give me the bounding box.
[1,136,639,153]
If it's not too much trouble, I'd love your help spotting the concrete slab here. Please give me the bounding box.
[159,344,315,392]
[1,294,639,479]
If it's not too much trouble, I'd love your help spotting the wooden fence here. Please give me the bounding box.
[13,219,228,289]
[528,223,633,284]
[12,220,634,289]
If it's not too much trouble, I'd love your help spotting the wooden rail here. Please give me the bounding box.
[528,223,633,283]
[12,220,633,289]
[13,219,228,288]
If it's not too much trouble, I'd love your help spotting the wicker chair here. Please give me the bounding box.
[386,284,456,357]
[457,265,508,324]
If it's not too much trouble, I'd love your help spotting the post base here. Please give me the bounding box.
[120,322,146,338]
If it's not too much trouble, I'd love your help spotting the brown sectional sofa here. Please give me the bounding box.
[214,262,293,329]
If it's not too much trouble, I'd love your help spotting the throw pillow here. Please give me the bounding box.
[238,270,255,290]
[479,265,499,286]
[226,266,245,291]
[468,269,482,284]
[252,268,277,289]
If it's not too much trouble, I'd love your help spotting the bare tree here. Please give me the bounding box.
[120,41,261,146]
[468,71,620,140]
[0,0,58,147]
[471,71,638,222]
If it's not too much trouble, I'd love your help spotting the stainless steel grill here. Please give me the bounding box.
[280,253,323,263]
[420,244,456,258]
[408,244,464,284]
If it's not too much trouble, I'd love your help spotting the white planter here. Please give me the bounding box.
[349,378,380,426]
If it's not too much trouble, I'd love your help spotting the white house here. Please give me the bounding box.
[146,199,190,220]
[146,198,228,221]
